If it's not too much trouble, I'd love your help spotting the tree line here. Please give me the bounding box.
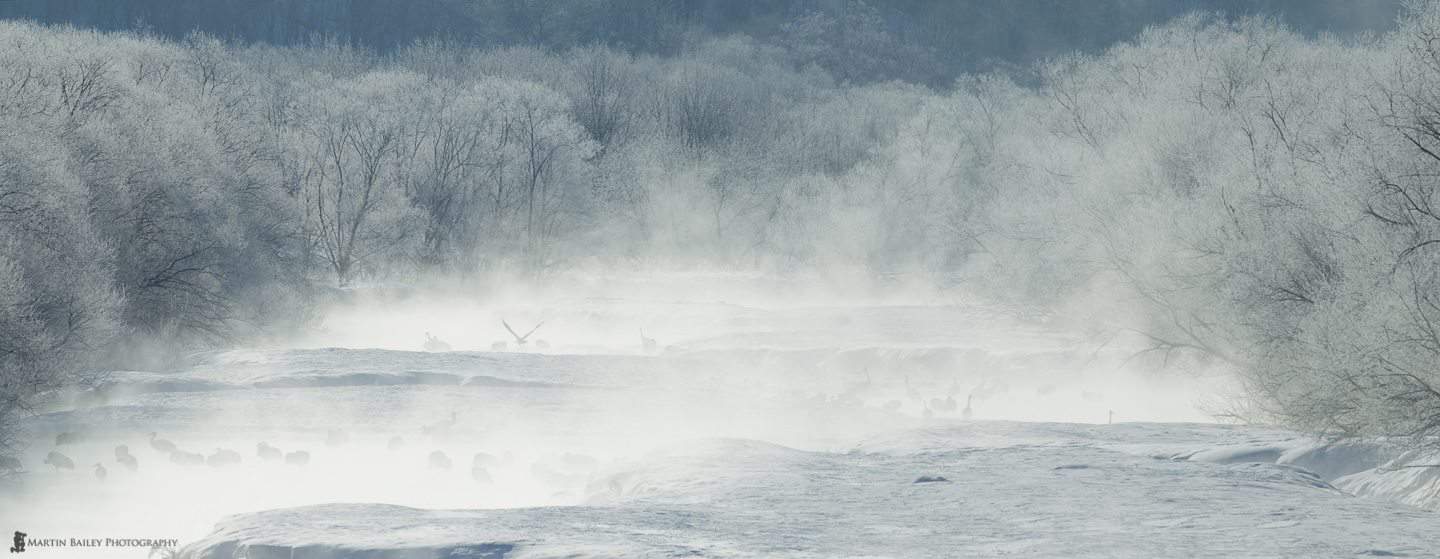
[0,0,1400,86]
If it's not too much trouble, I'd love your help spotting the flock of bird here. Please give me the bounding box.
[33,431,260,476]
[416,320,1032,426]
[423,320,662,354]
[831,371,979,420]
[4,413,599,490]
[16,429,367,479]
[779,369,981,422]
[0,321,1117,486]
[428,319,550,354]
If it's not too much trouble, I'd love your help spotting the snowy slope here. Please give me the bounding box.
[178,423,1438,558]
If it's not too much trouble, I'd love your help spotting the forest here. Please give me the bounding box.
[4,0,1440,459]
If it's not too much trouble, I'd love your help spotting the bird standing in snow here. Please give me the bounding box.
[257,442,282,461]
[149,432,176,454]
[428,450,452,470]
[54,432,82,446]
[284,450,310,466]
[472,452,501,468]
[423,332,452,352]
[44,451,74,471]
[207,448,242,467]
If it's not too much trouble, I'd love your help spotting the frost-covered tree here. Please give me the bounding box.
[0,108,120,459]
[509,82,598,271]
[298,72,425,287]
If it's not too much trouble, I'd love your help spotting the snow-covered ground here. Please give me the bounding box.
[2,279,1437,557]
[181,424,1439,558]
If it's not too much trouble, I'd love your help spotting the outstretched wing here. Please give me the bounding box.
[521,321,545,341]
[502,319,522,342]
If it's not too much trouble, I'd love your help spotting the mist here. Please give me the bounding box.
[3,1,1440,557]
[2,270,1229,557]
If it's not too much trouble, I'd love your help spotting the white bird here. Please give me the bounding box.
[640,329,658,353]
[962,394,974,420]
[428,450,452,470]
[149,432,176,454]
[503,319,543,346]
[93,463,107,482]
[284,450,310,466]
[44,451,74,471]
[257,442,282,461]
[423,332,452,352]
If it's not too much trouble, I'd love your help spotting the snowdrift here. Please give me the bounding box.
[179,423,1440,559]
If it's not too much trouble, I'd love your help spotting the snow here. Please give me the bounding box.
[177,423,1439,558]
[3,289,1438,557]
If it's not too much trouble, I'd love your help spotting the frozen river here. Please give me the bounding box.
[2,286,1436,557]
